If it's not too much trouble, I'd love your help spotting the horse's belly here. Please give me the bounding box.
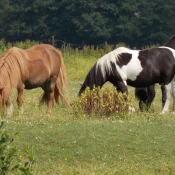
[24,78,47,89]
[24,72,51,89]
[127,78,160,87]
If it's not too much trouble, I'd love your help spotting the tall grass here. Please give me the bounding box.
[0,39,40,55]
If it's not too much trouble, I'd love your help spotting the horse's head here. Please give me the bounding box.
[78,83,89,96]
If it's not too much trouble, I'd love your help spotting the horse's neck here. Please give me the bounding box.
[164,41,175,49]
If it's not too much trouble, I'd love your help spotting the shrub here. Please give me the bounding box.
[71,86,134,117]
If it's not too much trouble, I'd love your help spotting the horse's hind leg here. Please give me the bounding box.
[161,83,172,114]
[146,85,156,110]
[17,84,25,114]
[46,75,57,116]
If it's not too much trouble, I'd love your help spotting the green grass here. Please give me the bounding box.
[4,112,175,174]
[2,81,175,175]
[1,49,175,174]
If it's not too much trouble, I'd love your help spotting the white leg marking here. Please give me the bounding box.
[6,103,14,116]
[19,105,24,115]
[162,83,172,114]
[128,106,135,114]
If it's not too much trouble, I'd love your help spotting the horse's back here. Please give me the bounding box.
[24,44,61,61]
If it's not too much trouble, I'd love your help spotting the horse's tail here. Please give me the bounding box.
[54,55,70,106]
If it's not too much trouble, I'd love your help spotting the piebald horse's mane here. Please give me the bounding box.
[96,47,134,79]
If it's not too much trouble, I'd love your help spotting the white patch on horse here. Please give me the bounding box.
[111,48,143,81]
[97,47,133,79]
[96,47,143,81]
[121,51,143,81]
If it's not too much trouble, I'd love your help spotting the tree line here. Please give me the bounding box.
[0,0,175,48]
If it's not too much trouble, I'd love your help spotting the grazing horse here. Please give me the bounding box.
[135,35,175,111]
[0,44,69,116]
[79,46,175,114]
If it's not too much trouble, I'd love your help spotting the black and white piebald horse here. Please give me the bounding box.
[79,46,175,114]
[135,35,175,111]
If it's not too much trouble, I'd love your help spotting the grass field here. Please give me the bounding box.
[1,47,175,175]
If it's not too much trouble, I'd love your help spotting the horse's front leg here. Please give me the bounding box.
[114,80,135,113]
[161,83,172,114]
[47,75,57,116]
[6,97,13,116]
[17,84,25,114]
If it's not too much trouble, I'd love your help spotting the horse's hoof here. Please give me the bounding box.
[161,111,167,114]
[47,113,51,117]
[128,106,135,113]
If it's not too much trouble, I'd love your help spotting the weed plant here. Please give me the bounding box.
[0,39,40,56]
[71,86,134,118]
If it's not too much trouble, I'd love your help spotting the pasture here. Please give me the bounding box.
[1,43,175,174]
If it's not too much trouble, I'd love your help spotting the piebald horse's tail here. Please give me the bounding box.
[54,56,70,106]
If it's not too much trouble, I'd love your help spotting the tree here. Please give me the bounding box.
[135,0,175,47]
[0,0,55,42]
[0,0,174,47]
[58,0,118,45]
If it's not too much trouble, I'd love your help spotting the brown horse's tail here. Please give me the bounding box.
[54,56,69,106]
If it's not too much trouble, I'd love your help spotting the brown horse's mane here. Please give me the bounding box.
[0,47,25,101]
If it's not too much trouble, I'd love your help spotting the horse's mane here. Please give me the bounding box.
[84,63,106,87]
[96,47,133,79]
[0,47,25,101]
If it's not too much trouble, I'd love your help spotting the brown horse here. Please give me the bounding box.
[0,44,69,116]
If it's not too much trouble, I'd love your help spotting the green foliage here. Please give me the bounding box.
[142,43,160,50]
[0,121,35,175]
[13,39,40,49]
[0,39,40,56]
[71,86,134,117]
[0,0,175,47]
[115,42,127,48]
[0,39,7,55]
